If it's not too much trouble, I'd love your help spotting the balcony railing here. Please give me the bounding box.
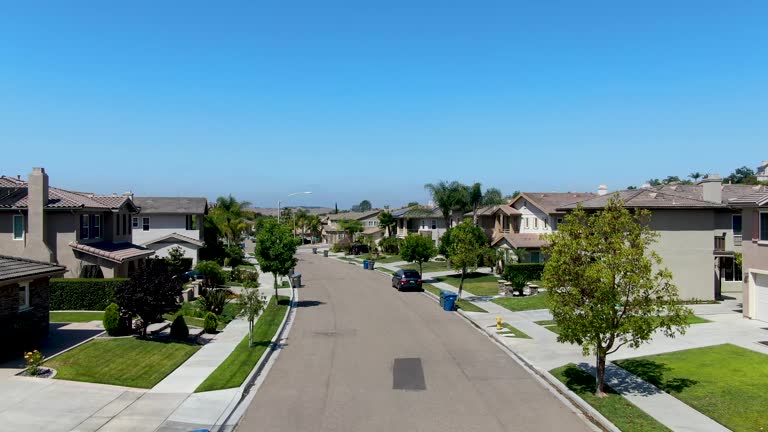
[498,228,511,234]
[734,234,743,247]
[714,236,726,251]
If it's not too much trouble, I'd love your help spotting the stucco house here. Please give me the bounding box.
[393,206,466,246]
[131,197,208,265]
[729,190,768,322]
[322,210,382,245]
[0,168,154,278]
[1,255,66,357]
[559,176,768,301]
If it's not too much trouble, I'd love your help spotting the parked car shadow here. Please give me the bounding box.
[0,323,103,369]
[295,300,325,308]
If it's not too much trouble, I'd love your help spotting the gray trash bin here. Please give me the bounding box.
[323,250,329,257]
[312,247,318,254]
[369,261,375,270]
[290,273,302,288]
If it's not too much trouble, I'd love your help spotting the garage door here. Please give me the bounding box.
[756,274,768,323]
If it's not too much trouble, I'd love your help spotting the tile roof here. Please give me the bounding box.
[362,227,383,235]
[69,242,156,263]
[140,233,204,247]
[729,191,768,206]
[327,210,381,221]
[0,255,66,284]
[465,205,520,217]
[393,206,442,218]
[492,233,548,249]
[513,192,596,214]
[133,197,208,214]
[0,175,135,210]
[560,184,768,210]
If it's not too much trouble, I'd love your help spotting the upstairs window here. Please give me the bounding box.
[142,217,150,231]
[533,218,538,229]
[92,215,101,239]
[13,215,24,240]
[431,220,437,230]
[761,212,768,241]
[732,214,742,235]
[80,214,90,240]
[132,217,139,229]
[19,283,30,310]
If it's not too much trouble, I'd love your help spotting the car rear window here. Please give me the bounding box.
[403,270,420,278]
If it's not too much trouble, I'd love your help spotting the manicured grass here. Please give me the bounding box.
[377,268,394,275]
[374,254,402,263]
[399,260,452,273]
[536,315,710,335]
[434,273,499,296]
[498,322,531,339]
[492,292,549,311]
[615,344,768,431]
[50,311,104,323]
[424,283,442,297]
[456,299,487,313]
[195,296,290,392]
[46,338,199,388]
[551,364,670,432]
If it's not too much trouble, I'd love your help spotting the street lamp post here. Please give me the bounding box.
[277,192,313,228]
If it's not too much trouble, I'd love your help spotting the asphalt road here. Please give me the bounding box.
[237,252,594,432]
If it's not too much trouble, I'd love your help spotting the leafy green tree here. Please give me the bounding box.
[647,178,662,186]
[504,190,520,200]
[115,259,182,338]
[400,234,437,275]
[542,197,692,397]
[209,195,252,246]
[378,211,396,237]
[447,219,488,298]
[338,219,364,243]
[663,175,681,184]
[482,188,505,206]
[358,200,372,212]
[468,182,484,224]
[255,218,299,298]
[726,166,758,184]
[195,260,224,288]
[165,246,189,276]
[406,201,420,207]
[305,214,322,244]
[239,287,266,347]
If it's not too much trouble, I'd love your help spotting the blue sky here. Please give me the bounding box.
[2,1,766,209]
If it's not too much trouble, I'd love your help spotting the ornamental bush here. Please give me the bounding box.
[50,278,128,310]
[170,315,189,340]
[203,312,218,334]
[103,303,122,336]
[502,263,545,284]
[379,237,402,254]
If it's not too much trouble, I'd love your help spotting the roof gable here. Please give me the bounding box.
[133,197,208,214]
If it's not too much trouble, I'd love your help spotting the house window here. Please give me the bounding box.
[732,214,742,235]
[533,218,538,229]
[431,220,437,229]
[142,217,150,231]
[92,215,101,239]
[80,214,90,240]
[19,282,30,310]
[524,218,530,229]
[186,215,197,230]
[12,215,24,240]
[127,214,132,234]
[132,217,139,229]
[759,211,768,241]
[530,251,541,263]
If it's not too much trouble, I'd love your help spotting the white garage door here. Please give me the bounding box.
[756,274,768,323]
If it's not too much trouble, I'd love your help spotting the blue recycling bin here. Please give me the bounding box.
[442,292,458,311]
[363,260,369,270]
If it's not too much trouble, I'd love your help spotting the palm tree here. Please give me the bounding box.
[378,211,396,237]
[305,215,322,244]
[425,181,468,230]
[209,195,252,245]
[468,182,483,225]
[689,172,703,182]
[339,219,364,243]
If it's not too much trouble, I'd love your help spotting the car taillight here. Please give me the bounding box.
[417,280,422,283]
[400,279,407,284]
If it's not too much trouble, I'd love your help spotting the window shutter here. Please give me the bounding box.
[753,210,759,241]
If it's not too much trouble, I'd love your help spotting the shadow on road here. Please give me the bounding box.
[294,300,325,308]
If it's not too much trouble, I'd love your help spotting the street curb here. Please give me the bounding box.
[421,289,619,432]
[210,283,297,430]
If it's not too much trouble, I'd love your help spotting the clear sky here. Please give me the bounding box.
[2,1,766,209]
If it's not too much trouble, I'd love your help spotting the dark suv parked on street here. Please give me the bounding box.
[391,269,423,291]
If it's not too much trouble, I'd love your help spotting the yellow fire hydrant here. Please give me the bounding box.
[496,316,503,331]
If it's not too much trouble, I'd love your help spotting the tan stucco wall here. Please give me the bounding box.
[650,209,719,300]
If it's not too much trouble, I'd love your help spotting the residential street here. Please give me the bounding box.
[238,252,594,432]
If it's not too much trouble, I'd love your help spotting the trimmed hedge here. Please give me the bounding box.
[50,278,128,311]
[502,264,545,284]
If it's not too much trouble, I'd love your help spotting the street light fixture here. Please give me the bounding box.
[277,191,313,224]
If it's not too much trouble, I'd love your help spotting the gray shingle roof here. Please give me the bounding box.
[464,205,520,217]
[0,255,66,284]
[560,184,768,210]
[133,197,208,214]
[513,192,596,214]
[327,210,381,221]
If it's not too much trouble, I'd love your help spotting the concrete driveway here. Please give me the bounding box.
[237,252,595,432]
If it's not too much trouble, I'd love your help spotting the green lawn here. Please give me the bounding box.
[615,344,768,432]
[399,260,452,273]
[377,268,394,275]
[423,284,487,313]
[498,322,531,339]
[196,296,290,392]
[492,292,549,311]
[536,315,710,335]
[50,311,104,323]
[45,338,199,388]
[374,254,402,263]
[551,364,670,432]
[434,273,499,296]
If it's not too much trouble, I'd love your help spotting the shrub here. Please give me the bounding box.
[170,315,189,340]
[228,267,244,283]
[224,244,246,267]
[330,238,351,253]
[50,278,128,310]
[502,263,545,284]
[23,350,45,376]
[241,270,260,288]
[203,312,218,334]
[198,288,232,316]
[379,237,402,254]
[103,303,122,336]
[195,261,225,288]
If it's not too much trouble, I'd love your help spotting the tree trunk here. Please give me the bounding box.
[595,349,608,397]
[458,267,465,298]
[473,207,478,225]
[419,261,423,275]
[248,320,253,347]
[274,274,279,299]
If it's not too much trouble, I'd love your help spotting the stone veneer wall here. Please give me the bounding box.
[0,278,50,359]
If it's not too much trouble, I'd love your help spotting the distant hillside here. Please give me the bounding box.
[248,207,333,217]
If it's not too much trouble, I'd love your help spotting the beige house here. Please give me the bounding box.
[132,197,208,265]
[729,191,768,322]
[559,176,768,301]
[322,210,383,245]
[393,206,466,246]
[0,168,154,278]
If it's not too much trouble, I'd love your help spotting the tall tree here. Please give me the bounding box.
[447,219,488,298]
[115,259,182,339]
[338,219,364,243]
[165,246,190,276]
[688,172,703,182]
[305,215,322,244]
[663,175,681,184]
[482,188,505,205]
[468,182,484,224]
[726,166,758,184]
[209,195,252,246]
[254,218,299,298]
[400,234,437,275]
[358,200,372,212]
[542,197,692,397]
[646,178,662,186]
[378,211,396,237]
[425,181,468,231]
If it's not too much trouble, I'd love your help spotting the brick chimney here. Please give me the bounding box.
[27,167,54,262]
[698,174,722,204]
